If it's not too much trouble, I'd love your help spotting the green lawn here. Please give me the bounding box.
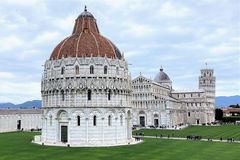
[133,125,240,140]
[0,131,240,160]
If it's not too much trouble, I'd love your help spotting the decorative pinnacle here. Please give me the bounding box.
[160,65,163,71]
[84,5,87,12]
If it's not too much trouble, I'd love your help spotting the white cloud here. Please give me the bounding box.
[0,80,40,103]
[52,15,75,32]
[0,72,16,79]
[33,31,60,45]
[0,0,41,6]
[122,22,156,38]
[209,43,238,55]
[156,1,192,19]
[165,25,194,35]
[216,80,240,96]
[201,28,229,42]
[0,35,24,52]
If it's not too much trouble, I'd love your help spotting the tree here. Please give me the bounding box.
[229,104,240,108]
[215,108,223,120]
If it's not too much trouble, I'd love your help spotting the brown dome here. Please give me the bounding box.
[50,7,122,60]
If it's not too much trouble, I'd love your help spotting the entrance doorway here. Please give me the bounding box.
[154,119,159,127]
[61,126,68,143]
[196,119,200,125]
[17,120,21,130]
[139,116,145,127]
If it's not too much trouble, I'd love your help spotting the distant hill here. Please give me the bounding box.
[0,102,15,108]
[215,95,240,108]
[0,100,41,109]
[0,96,239,109]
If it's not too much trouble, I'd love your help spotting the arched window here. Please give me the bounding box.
[104,66,108,74]
[93,115,97,126]
[87,90,91,100]
[120,115,123,126]
[108,115,111,126]
[61,67,65,75]
[61,90,64,101]
[75,65,79,75]
[108,90,111,100]
[116,67,119,75]
[90,65,94,74]
[77,116,80,126]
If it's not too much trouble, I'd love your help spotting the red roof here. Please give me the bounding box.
[50,7,122,60]
[222,108,240,113]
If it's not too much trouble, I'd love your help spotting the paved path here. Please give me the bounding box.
[133,135,240,144]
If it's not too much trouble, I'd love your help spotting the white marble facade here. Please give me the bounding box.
[36,7,134,147]
[0,109,42,133]
[132,68,216,128]
[40,56,132,146]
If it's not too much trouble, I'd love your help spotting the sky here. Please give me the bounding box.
[0,0,239,104]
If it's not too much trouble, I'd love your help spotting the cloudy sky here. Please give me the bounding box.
[0,0,239,104]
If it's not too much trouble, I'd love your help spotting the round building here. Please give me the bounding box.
[37,7,132,147]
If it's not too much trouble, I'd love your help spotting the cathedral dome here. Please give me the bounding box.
[154,68,171,83]
[50,6,122,60]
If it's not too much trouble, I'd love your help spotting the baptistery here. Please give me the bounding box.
[38,7,132,146]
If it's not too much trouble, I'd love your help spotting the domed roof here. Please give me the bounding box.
[50,6,122,60]
[154,68,171,83]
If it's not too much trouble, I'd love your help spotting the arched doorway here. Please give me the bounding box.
[139,111,146,127]
[57,110,69,143]
[153,114,159,128]
[17,120,21,130]
[127,110,131,140]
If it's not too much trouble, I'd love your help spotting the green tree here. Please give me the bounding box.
[215,108,223,120]
[229,104,240,108]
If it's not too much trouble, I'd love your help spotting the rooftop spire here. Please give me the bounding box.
[84,5,87,12]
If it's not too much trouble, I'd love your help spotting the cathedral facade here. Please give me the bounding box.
[132,68,216,128]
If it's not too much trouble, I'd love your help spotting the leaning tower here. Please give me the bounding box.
[199,68,216,122]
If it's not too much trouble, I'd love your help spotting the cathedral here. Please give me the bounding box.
[132,68,215,128]
[32,7,215,146]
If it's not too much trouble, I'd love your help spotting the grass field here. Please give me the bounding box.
[0,131,240,160]
[133,125,240,140]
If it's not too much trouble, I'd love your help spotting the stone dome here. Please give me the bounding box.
[50,7,122,60]
[154,68,171,83]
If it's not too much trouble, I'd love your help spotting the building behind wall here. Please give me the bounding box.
[0,109,42,133]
